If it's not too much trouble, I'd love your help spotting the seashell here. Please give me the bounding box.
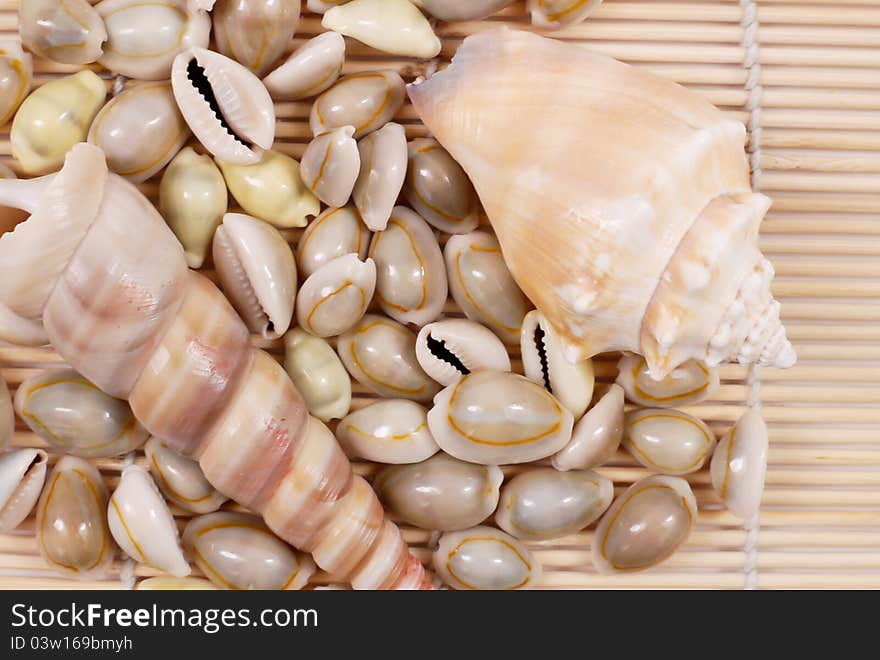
[368,205,447,325]
[88,81,190,183]
[96,0,210,79]
[310,70,405,139]
[296,205,370,278]
[433,526,540,590]
[301,125,361,208]
[144,437,227,514]
[592,474,697,574]
[495,467,613,541]
[352,123,408,233]
[0,448,48,532]
[412,0,514,21]
[213,212,297,339]
[0,163,30,255]
[616,353,719,408]
[36,456,113,578]
[528,0,604,29]
[623,408,715,476]
[10,70,106,175]
[262,31,345,101]
[183,512,316,590]
[551,383,624,471]
[427,370,573,465]
[338,313,440,403]
[283,328,351,423]
[0,372,12,448]
[443,230,530,345]
[415,318,510,386]
[0,41,32,127]
[218,150,319,227]
[108,465,190,577]
[404,138,480,234]
[295,253,376,338]
[521,309,594,419]
[159,147,227,269]
[172,47,276,165]
[19,0,107,65]
[14,369,149,458]
[137,576,217,590]
[374,453,502,531]
[410,29,796,379]
[710,408,768,520]
[212,0,300,77]
[322,0,441,59]
[336,399,439,464]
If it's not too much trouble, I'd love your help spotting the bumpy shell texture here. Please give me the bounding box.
[410,28,796,380]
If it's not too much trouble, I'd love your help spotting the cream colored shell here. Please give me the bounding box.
[415,318,511,387]
[19,0,107,65]
[310,70,406,139]
[0,371,12,448]
[427,370,574,465]
[552,383,624,471]
[616,354,719,408]
[295,253,376,338]
[623,408,716,475]
[322,0,441,59]
[433,526,541,590]
[413,0,514,21]
[137,576,218,590]
[212,0,300,77]
[336,399,439,464]
[528,0,604,29]
[10,70,106,175]
[283,328,351,422]
[710,408,768,520]
[296,205,371,277]
[88,81,190,183]
[144,437,227,514]
[263,31,345,101]
[338,313,440,402]
[301,125,361,208]
[0,41,31,127]
[353,122,408,232]
[159,147,228,269]
[0,448,48,532]
[218,150,320,228]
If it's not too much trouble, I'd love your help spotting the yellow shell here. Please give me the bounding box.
[0,42,32,127]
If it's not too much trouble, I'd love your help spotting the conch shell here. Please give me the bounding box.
[410,29,796,380]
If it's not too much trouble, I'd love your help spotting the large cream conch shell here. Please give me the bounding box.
[409,29,796,380]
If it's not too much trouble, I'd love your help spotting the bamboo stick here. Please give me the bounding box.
[770,257,880,278]
[761,236,880,256]
[772,278,880,298]
[761,172,880,194]
[762,153,880,174]
[757,5,880,27]
[768,194,880,214]
[759,24,880,47]
[761,217,880,236]
[756,574,880,590]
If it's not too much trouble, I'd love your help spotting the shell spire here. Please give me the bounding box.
[409,28,795,379]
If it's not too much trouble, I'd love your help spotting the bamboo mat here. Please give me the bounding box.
[1,0,879,590]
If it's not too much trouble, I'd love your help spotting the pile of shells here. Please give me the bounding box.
[0,0,769,590]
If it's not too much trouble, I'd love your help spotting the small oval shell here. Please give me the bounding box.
[552,383,624,471]
[144,437,227,514]
[444,231,531,345]
[521,310,595,419]
[88,81,190,183]
[322,0,441,59]
[10,70,106,175]
[710,408,768,520]
[427,370,574,465]
[415,318,510,386]
[14,369,149,458]
[496,468,613,541]
[433,526,540,590]
[528,0,604,29]
[137,576,218,590]
[295,253,376,338]
[338,313,440,402]
[159,147,227,268]
[374,453,502,531]
[413,0,514,21]
[19,0,107,65]
[405,138,480,234]
[213,212,297,339]
[592,475,697,574]
[296,205,370,277]
[368,206,447,325]
[0,448,48,532]
[212,0,300,77]
[301,125,361,208]
[36,456,113,578]
[108,465,190,577]
[310,70,405,139]
[337,399,439,464]
[0,372,12,448]
[218,150,320,228]
[183,512,316,590]
[96,0,210,79]
[262,31,345,101]
[172,47,275,165]
[623,408,715,475]
[283,327,351,422]
[353,122,408,232]
[616,354,719,408]
[0,42,33,126]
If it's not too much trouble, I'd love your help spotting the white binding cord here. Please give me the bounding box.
[740,0,763,592]
[119,450,137,590]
